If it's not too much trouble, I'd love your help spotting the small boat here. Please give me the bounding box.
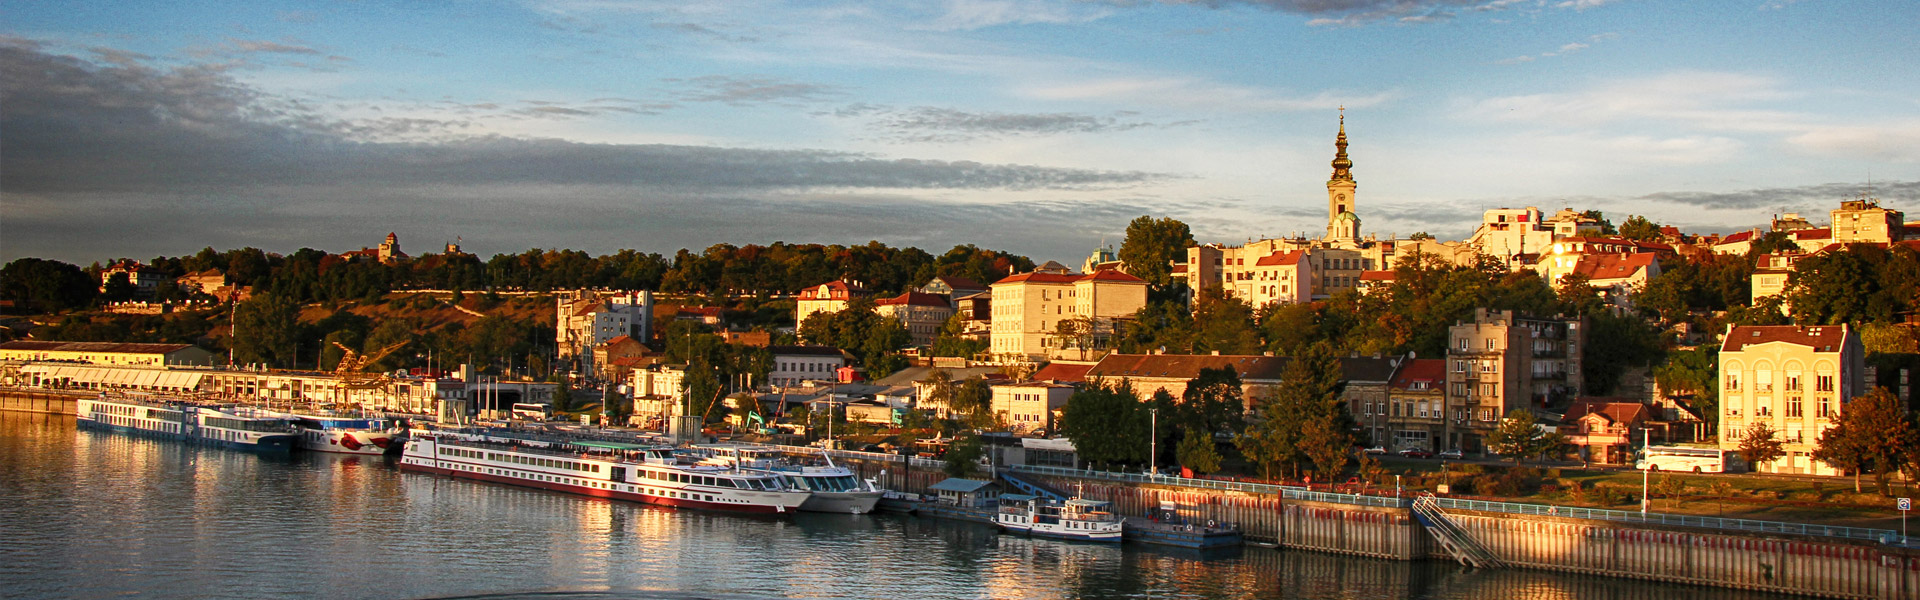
[1122,501,1244,549]
[874,489,926,514]
[996,494,1122,543]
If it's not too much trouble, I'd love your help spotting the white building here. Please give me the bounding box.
[1719,325,1866,476]
[990,381,1074,433]
[767,346,850,388]
[556,290,653,377]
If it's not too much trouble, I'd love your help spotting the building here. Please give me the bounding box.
[1445,308,1583,452]
[1718,325,1866,476]
[873,291,954,347]
[1087,352,1402,420]
[0,340,214,367]
[795,280,865,329]
[1749,251,1807,309]
[340,233,412,265]
[990,382,1074,433]
[988,269,1148,362]
[1082,245,1122,275]
[767,346,850,388]
[556,291,653,379]
[1364,358,1444,451]
[591,335,649,383]
[1559,400,1653,464]
[99,261,165,296]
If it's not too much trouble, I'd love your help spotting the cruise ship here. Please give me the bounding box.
[269,409,408,455]
[76,393,301,453]
[693,445,883,514]
[399,429,811,514]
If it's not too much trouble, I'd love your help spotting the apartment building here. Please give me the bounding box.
[988,269,1147,362]
[1445,308,1584,452]
[1718,325,1866,476]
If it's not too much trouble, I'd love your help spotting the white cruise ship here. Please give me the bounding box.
[693,445,883,514]
[77,393,300,454]
[399,429,811,514]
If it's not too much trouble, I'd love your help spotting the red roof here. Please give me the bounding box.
[1388,358,1444,391]
[1254,251,1305,267]
[1030,362,1094,383]
[1571,253,1657,281]
[1717,230,1755,244]
[875,291,951,308]
[1170,264,1188,274]
[1793,228,1833,241]
[1722,325,1852,353]
[929,276,985,290]
[605,335,638,346]
[1359,270,1396,282]
[1564,400,1650,426]
[677,306,724,317]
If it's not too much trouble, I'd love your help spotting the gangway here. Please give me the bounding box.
[999,470,1069,502]
[1412,495,1502,569]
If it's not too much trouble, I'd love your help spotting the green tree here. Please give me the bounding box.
[232,293,300,367]
[1300,412,1353,479]
[1618,215,1663,241]
[930,313,986,359]
[1177,367,1247,437]
[1051,317,1095,360]
[1653,345,1719,425]
[1736,421,1787,471]
[1747,230,1798,257]
[1190,288,1262,355]
[943,433,984,478]
[1584,311,1665,396]
[1236,341,1348,480]
[1813,388,1915,495]
[1175,425,1222,475]
[552,382,575,413]
[1117,299,1194,354]
[1488,409,1548,465]
[1058,381,1147,468]
[0,258,98,312]
[1119,215,1194,288]
[952,375,994,428]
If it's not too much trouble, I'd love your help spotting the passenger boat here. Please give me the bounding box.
[76,393,299,454]
[693,445,884,514]
[995,495,1123,543]
[398,429,811,514]
[267,408,408,455]
[1121,501,1244,549]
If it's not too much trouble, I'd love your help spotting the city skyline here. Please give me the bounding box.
[3,0,1917,266]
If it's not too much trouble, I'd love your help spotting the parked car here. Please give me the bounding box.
[1438,449,1464,459]
[1398,448,1434,459]
[1364,446,1387,455]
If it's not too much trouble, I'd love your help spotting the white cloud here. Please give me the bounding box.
[1555,0,1621,10]
[918,0,1112,31]
[1021,77,1393,113]
[1787,121,1920,163]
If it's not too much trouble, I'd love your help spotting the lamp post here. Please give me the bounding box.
[1640,427,1651,514]
[1149,407,1158,478]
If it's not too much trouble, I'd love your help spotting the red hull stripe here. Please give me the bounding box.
[399,462,789,514]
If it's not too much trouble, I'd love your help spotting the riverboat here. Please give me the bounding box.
[1121,501,1244,549]
[694,445,884,514]
[269,409,407,455]
[399,429,811,514]
[995,495,1123,543]
[874,489,926,514]
[76,393,300,454]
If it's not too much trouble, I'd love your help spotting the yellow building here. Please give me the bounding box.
[988,270,1147,362]
[1718,325,1865,476]
[795,280,864,330]
[0,341,214,367]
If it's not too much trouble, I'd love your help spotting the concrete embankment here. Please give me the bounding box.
[0,389,82,415]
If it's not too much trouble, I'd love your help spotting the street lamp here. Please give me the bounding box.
[1149,407,1158,478]
[1640,427,1651,514]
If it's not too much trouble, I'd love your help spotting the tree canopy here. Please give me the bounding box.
[1119,215,1194,288]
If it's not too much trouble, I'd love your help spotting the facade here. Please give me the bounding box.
[0,340,214,367]
[100,261,165,296]
[766,346,850,388]
[591,336,649,384]
[1364,358,1444,451]
[990,382,1074,433]
[873,291,954,347]
[1444,308,1583,452]
[795,281,865,329]
[1088,352,1402,419]
[556,290,653,378]
[1750,252,1806,309]
[1718,325,1866,476]
[1559,400,1652,464]
[988,269,1148,362]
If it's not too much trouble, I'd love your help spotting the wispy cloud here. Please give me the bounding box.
[1021,77,1392,113]
[668,75,844,105]
[833,105,1189,142]
[917,0,1114,31]
[1496,31,1618,64]
[228,38,322,55]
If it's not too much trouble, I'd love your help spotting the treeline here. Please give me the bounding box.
[1,241,1035,312]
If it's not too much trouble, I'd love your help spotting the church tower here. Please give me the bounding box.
[1324,110,1360,244]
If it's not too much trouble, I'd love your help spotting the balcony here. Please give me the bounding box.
[1532,349,1566,359]
[1532,371,1567,381]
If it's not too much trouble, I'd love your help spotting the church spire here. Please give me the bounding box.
[1330,107,1353,182]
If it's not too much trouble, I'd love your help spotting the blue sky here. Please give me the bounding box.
[3,0,1917,266]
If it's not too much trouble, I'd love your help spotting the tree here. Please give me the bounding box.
[1813,388,1915,495]
[1736,421,1787,470]
[0,258,98,312]
[1237,341,1348,480]
[930,313,986,359]
[1653,345,1719,427]
[951,375,994,428]
[943,433,984,478]
[1177,367,1247,437]
[1487,409,1548,465]
[1119,215,1194,288]
[1300,413,1353,479]
[1618,215,1663,241]
[1051,317,1095,360]
[1175,425,1222,475]
[1190,288,1261,355]
[231,293,300,368]
[551,382,575,413]
[1583,311,1665,397]
[1058,381,1147,468]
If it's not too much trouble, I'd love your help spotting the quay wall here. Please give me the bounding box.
[0,389,81,415]
[1018,470,1920,599]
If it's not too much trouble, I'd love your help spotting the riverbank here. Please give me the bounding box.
[0,389,81,415]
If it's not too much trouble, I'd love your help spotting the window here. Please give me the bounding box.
[1818,399,1833,418]
[1458,338,1468,351]
[1788,397,1803,418]
[1486,339,1496,350]
[1725,374,1740,390]
[1816,375,1834,392]
[1454,360,1467,373]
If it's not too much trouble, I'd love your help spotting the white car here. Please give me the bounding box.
[1438,449,1464,460]
[1364,446,1387,455]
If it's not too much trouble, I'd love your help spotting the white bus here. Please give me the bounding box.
[510,402,553,422]
[1636,446,1729,473]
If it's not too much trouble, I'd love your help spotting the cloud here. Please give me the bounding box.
[1554,0,1619,9]
[1021,76,1392,113]
[1496,31,1616,65]
[1635,180,1919,211]
[0,43,1169,263]
[228,38,323,55]
[668,75,844,105]
[837,105,1187,142]
[918,0,1115,31]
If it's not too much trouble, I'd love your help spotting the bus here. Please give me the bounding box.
[1636,446,1729,473]
[510,402,553,422]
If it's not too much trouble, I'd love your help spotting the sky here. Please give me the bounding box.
[3,0,1917,267]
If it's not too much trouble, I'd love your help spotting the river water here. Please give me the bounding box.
[0,412,1805,600]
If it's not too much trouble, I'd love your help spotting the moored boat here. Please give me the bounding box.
[1121,501,1244,549]
[77,393,299,453]
[399,429,810,514]
[996,495,1123,543]
[269,409,407,455]
[693,445,884,514]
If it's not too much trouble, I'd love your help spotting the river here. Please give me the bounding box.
[0,412,1806,599]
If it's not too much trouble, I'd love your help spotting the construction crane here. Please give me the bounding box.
[331,341,408,390]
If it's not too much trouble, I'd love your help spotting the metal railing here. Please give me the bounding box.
[1432,497,1901,543]
[1010,464,1297,495]
[752,443,945,469]
[1284,488,1410,508]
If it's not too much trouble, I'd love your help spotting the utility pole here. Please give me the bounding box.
[1150,407,1158,478]
[1640,427,1651,514]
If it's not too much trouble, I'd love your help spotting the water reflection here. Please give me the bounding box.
[1,413,1810,600]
